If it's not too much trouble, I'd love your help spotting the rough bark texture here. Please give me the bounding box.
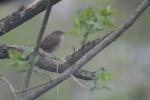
[0,0,62,36]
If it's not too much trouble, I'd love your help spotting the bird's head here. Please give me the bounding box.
[51,30,64,37]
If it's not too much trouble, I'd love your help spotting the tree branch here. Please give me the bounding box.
[22,0,150,99]
[0,75,18,100]
[0,0,149,99]
[22,0,53,94]
[0,44,95,80]
[0,31,111,81]
[0,0,62,37]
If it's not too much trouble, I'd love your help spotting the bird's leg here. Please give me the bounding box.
[52,55,60,61]
[50,53,58,60]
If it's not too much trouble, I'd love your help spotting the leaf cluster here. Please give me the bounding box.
[7,47,34,67]
[68,6,115,44]
[91,67,112,91]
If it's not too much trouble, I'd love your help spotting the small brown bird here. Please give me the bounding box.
[40,30,64,53]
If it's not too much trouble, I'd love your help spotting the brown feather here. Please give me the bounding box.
[40,31,63,53]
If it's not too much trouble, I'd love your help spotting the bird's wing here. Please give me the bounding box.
[40,36,61,52]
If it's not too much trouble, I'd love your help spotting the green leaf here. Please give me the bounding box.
[97,6,113,17]
[100,71,112,81]
[79,7,94,20]
[102,18,114,27]
[91,68,112,91]
[8,49,21,60]
[73,18,81,28]
[21,47,34,59]
[8,48,32,67]
[69,6,116,45]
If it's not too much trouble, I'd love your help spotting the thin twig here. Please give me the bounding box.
[0,0,62,37]
[0,0,149,99]
[56,63,59,100]
[22,0,53,97]
[16,80,52,94]
[0,75,18,100]
[0,44,95,80]
[23,0,150,99]
[81,31,90,45]
[71,75,90,90]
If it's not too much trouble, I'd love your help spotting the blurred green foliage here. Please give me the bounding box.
[7,46,35,67]
[68,6,115,45]
[91,67,112,91]
[8,49,29,66]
